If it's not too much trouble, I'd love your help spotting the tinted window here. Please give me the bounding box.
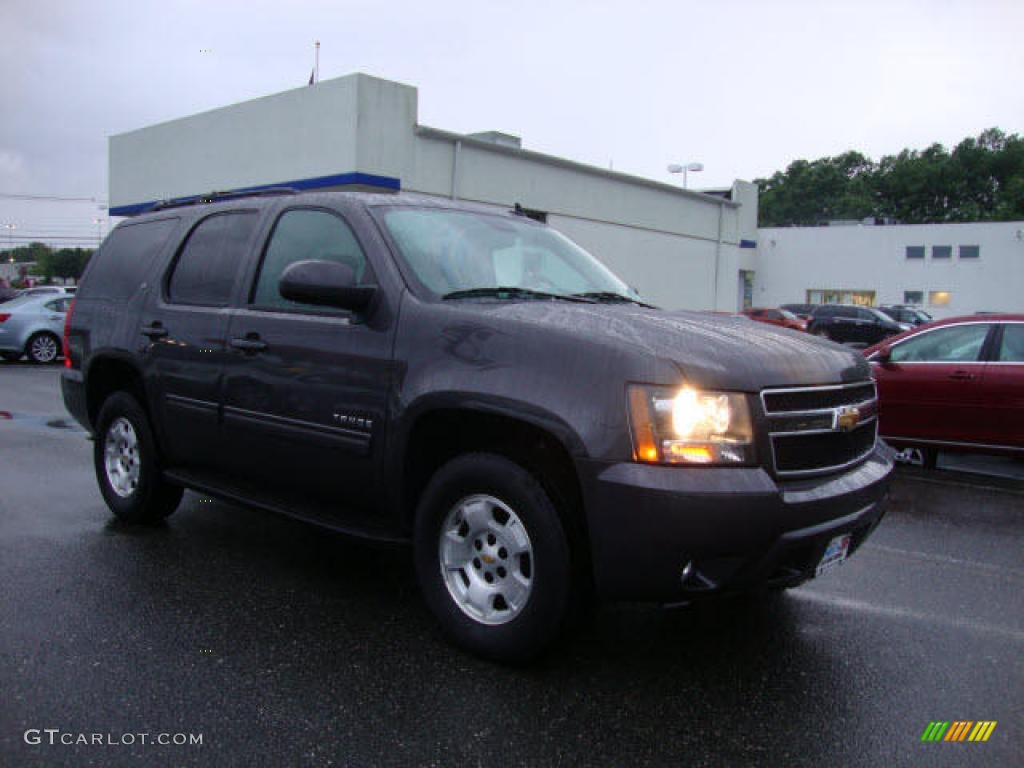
[890,324,990,363]
[44,298,70,312]
[834,307,858,319]
[765,310,782,319]
[998,324,1024,362]
[83,218,179,300]
[252,209,369,311]
[168,212,258,306]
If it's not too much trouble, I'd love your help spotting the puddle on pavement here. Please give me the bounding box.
[0,410,87,433]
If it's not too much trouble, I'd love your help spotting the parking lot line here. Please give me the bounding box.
[863,543,1024,579]
[790,590,1024,642]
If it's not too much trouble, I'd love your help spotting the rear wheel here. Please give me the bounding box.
[414,453,573,662]
[94,391,183,523]
[811,326,831,340]
[26,332,60,364]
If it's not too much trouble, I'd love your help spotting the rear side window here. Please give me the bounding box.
[167,211,259,306]
[81,218,179,300]
[998,325,1024,362]
[251,209,370,311]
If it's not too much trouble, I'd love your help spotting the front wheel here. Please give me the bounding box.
[94,391,183,523]
[414,453,573,662]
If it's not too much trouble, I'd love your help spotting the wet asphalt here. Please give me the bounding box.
[0,363,1021,767]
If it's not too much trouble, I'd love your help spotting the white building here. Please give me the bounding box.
[755,221,1024,318]
[109,73,759,312]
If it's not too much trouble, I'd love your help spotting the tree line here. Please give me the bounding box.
[755,128,1024,227]
[1,242,93,283]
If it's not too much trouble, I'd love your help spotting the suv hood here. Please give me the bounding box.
[474,302,871,391]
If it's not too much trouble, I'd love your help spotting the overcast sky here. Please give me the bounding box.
[1,0,1022,248]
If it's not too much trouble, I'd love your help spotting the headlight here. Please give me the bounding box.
[628,385,755,465]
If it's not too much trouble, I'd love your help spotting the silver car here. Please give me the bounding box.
[0,294,72,364]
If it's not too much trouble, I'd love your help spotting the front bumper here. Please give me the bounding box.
[578,443,894,601]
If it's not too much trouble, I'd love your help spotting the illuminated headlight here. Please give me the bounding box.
[628,385,755,465]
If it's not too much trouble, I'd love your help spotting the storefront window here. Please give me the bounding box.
[806,289,876,306]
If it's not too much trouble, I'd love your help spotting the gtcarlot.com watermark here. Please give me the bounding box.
[25,729,202,747]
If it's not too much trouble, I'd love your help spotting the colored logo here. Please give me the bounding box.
[834,405,861,432]
[921,721,997,742]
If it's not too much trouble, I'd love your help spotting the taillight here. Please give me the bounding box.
[63,299,75,368]
[0,313,10,322]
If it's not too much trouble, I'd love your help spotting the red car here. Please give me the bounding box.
[864,315,1024,466]
[742,307,808,332]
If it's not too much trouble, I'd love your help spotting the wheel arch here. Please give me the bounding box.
[396,398,592,584]
[84,352,149,430]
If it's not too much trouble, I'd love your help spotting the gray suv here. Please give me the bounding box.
[62,189,893,660]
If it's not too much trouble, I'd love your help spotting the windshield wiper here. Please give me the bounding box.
[571,291,652,307]
[442,287,594,303]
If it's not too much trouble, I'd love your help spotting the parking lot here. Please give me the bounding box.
[1,363,1021,767]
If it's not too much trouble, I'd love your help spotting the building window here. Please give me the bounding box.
[806,289,876,306]
[905,246,925,259]
[903,290,924,305]
[932,245,952,259]
[959,245,980,259]
[928,290,952,306]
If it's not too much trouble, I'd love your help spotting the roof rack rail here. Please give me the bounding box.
[149,187,297,212]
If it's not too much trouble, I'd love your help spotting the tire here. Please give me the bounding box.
[811,326,830,340]
[94,391,183,524]
[1,351,20,362]
[25,332,61,364]
[414,453,573,662]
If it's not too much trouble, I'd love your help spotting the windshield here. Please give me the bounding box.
[778,308,799,320]
[867,307,895,322]
[380,208,640,302]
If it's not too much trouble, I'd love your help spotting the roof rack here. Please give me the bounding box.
[149,187,297,212]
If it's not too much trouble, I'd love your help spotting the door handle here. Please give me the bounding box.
[948,370,975,381]
[141,322,168,339]
[230,336,268,353]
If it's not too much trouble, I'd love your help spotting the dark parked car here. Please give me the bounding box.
[780,303,817,320]
[864,315,1024,467]
[742,307,807,332]
[808,304,903,345]
[877,305,931,327]
[62,190,893,660]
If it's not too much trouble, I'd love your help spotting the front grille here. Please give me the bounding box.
[772,421,877,473]
[761,381,878,477]
[762,382,876,414]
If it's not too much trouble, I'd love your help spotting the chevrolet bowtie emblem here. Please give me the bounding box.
[835,405,861,432]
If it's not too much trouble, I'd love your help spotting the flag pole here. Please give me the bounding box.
[315,40,320,83]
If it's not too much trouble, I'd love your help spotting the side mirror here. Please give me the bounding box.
[874,344,892,363]
[279,260,377,313]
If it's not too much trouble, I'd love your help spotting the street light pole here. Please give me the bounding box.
[667,162,704,189]
[3,224,14,263]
